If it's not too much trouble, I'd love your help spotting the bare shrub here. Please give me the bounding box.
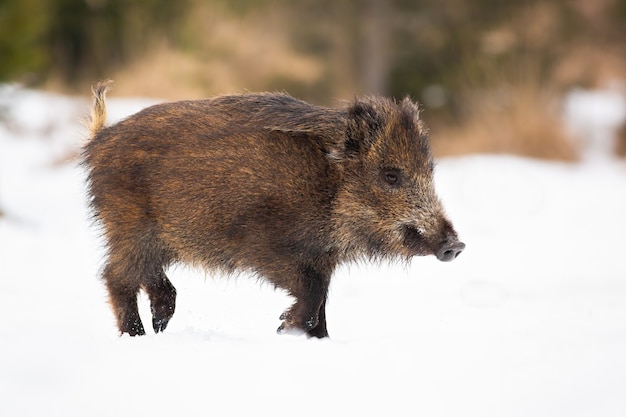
[432,60,579,161]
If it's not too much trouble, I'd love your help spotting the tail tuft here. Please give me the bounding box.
[88,80,113,137]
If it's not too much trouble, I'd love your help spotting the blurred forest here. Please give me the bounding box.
[1,0,626,159]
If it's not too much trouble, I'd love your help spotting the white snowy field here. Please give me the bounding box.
[1,85,626,417]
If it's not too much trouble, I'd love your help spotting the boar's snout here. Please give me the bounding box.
[436,237,465,262]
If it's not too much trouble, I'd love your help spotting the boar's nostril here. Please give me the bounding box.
[436,240,465,262]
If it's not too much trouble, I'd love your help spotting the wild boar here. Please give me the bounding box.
[83,80,464,338]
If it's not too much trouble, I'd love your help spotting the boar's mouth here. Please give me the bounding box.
[402,225,465,261]
[401,225,430,256]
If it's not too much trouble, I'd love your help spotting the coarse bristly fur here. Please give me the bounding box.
[82,80,465,338]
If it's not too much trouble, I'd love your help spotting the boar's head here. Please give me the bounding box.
[330,96,465,262]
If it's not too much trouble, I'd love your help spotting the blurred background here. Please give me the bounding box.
[1,0,626,159]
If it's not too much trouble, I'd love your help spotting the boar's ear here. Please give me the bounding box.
[400,96,427,134]
[330,99,384,161]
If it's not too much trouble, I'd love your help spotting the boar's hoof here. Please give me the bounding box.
[436,240,465,262]
[306,325,329,339]
[121,314,146,337]
[277,312,321,337]
[277,322,328,338]
[151,302,175,333]
[276,323,307,336]
[152,316,171,334]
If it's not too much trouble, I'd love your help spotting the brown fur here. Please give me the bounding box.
[83,82,464,338]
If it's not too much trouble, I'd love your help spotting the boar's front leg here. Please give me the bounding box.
[276,264,331,338]
[307,298,328,338]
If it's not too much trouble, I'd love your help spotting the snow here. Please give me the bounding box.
[1,86,626,417]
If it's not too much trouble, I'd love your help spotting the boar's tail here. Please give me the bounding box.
[87,79,113,137]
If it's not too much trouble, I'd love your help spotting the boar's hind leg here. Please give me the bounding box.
[103,238,175,336]
[103,260,146,336]
[143,269,177,334]
[277,264,330,338]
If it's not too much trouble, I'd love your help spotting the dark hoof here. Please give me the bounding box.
[152,316,171,333]
[307,325,329,339]
[150,296,175,334]
[277,312,323,337]
[276,323,306,336]
[277,323,328,338]
[121,314,146,336]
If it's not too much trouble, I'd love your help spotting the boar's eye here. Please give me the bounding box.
[385,172,398,184]
[381,168,402,187]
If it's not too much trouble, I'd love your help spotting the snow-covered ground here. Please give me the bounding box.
[1,85,626,417]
